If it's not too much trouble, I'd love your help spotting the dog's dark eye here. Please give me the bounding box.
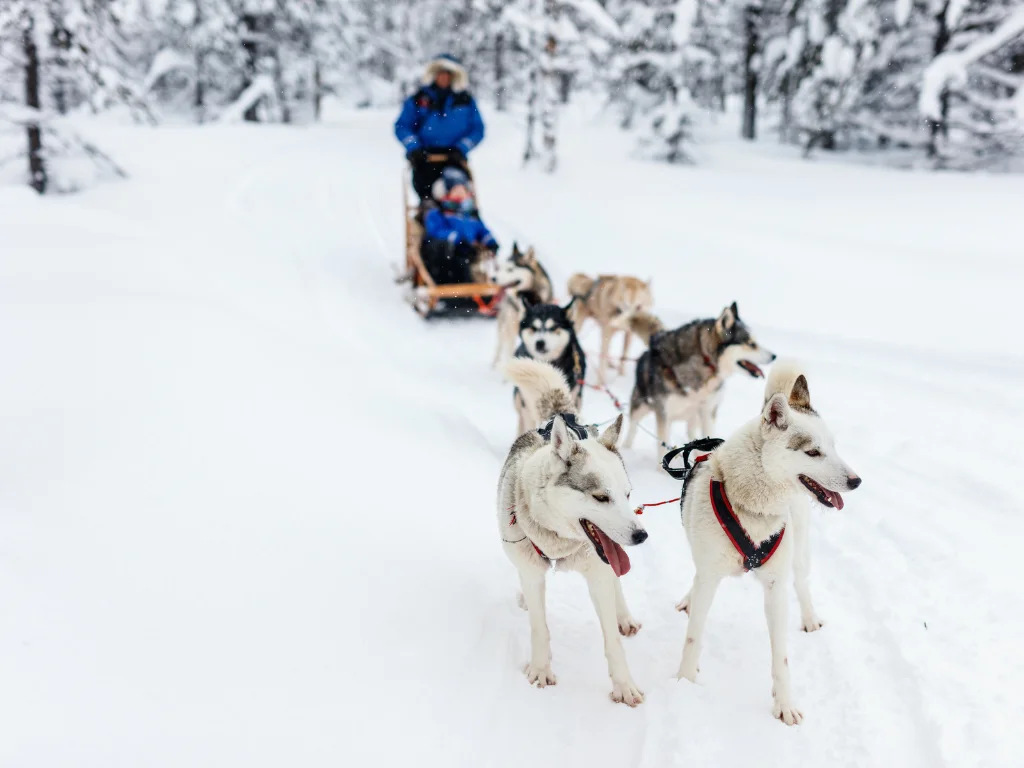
[805,449,822,458]
[592,493,611,503]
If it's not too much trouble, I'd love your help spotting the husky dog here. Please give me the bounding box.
[493,244,554,367]
[499,358,649,706]
[567,273,653,385]
[624,302,776,457]
[512,300,586,435]
[673,361,862,725]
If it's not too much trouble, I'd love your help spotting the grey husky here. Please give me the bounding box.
[623,303,776,456]
[499,358,649,706]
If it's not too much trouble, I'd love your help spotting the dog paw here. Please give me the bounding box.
[618,616,642,636]
[773,699,804,726]
[676,666,699,683]
[516,592,528,611]
[610,680,644,707]
[801,615,824,633]
[523,664,557,688]
[675,595,690,614]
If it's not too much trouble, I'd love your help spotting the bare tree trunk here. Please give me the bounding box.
[495,32,506,111]
[194,0,206,122]
[273,49,290,124]
[741,3,760,141]
[23,12,47,195]
[241,13,261,122]
[49,16,72,115]
[780,71,792,143]
[539,0,559,172]
[524,66,538,164]
[926,2,952,159]
[313,59,322,121]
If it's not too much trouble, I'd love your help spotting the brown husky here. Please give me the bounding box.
[567,274,653,385]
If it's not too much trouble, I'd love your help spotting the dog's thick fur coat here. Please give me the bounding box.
[493,245,554,367]
[498,358,649,705]
[674,361,862,724]
[567,273,653,385]
[624,303,776,457]
[512,300,585,434]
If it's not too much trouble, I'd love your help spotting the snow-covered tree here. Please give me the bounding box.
[0,0,138,193]
[609,0,700,160]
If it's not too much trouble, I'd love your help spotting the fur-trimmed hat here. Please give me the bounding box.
[422,53,469,92]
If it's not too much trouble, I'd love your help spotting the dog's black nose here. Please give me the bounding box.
[535,339,546,352]
[631,529,649,545]
[770,353,777,362]
[847,476,862,490]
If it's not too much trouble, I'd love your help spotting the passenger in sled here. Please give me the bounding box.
[394,53,485,201]
[421,167,498,285]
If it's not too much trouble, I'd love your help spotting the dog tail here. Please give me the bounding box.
[764,359,806,404]
[504,358,576,422]
[567,273,594,300]
[628,311,665,345]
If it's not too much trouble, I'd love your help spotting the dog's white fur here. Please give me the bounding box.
[492,248,552,368]
[675,360,861,725]
[498,358,648,706]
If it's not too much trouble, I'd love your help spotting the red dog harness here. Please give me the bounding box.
[663,440,785,571]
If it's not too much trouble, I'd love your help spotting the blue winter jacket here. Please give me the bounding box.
[394,85,485,156]
[424,208,497,249]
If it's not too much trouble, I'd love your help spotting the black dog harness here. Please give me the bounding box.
[537,413,589,441]
[663,440,785,571]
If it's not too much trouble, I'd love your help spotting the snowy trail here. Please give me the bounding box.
[1,108,1022,767]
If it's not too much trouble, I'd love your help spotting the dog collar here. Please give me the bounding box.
[709,480,784,571]
[507,511,551,563]
[537,413,588,441]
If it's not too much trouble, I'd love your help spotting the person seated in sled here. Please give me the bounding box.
[421,167,498,285]
[395,53,485,201]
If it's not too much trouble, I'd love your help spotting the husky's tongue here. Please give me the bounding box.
[825,490,845,510]
[594,526,631,577]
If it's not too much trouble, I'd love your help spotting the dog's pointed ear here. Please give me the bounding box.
[762,393,789,431]
[525,247,537,264]
[789,374,812,411]
[599,414,623,450]
[551,416,577,463]
[511,241,521,256]
[562,295,578,314]
[716,303,737,336]
[731,301,740,320]
[520,294,534,311]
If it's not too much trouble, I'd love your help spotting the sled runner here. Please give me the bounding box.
[401,154,501,319]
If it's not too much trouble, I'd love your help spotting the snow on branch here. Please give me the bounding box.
[920,7,1024,120]
[143,49,195,93]
[216,76,276,123]
[561,0,621,39]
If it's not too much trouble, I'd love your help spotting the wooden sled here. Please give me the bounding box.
[402,155,501,319]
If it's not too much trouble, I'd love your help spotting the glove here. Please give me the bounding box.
[406,148,426,166]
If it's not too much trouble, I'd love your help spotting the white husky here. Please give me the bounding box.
[674,361,862,724]
[498,358,649,706]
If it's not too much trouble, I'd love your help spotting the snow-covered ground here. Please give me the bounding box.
[1,105,1022,767]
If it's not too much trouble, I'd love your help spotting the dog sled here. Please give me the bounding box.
[400,154,502,319]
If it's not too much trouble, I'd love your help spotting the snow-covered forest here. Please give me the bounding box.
[2,0,1024,766]
[2,0,1024,192]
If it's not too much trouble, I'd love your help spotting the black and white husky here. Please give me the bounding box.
[512,299,585,435]
[499,358,649,706]
[673,361,862,725]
